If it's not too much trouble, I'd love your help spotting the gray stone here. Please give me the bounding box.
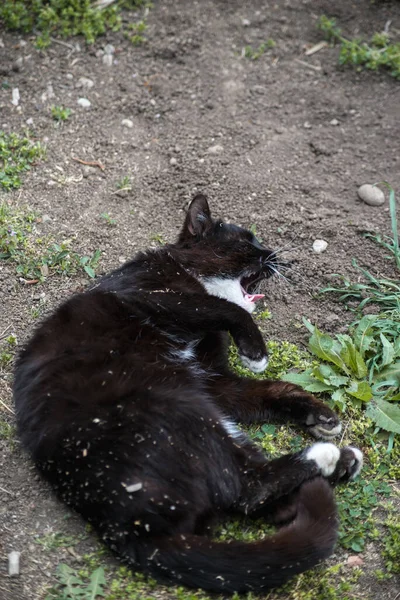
[312,239,328,253]
[207,144,224,154]
[357,184,385,206]
[77,77,94,89]
[104,44,115,55]
[77,97,91,108]
[102,54,113,67]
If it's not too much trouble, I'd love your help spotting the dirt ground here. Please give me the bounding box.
[1,0,400,599]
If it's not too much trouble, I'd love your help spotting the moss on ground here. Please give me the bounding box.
[0,0,148,48]
[0,201,102,281]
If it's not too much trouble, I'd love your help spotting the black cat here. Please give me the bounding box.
[14,195,362,593]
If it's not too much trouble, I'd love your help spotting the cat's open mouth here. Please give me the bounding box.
[240,272,265,304]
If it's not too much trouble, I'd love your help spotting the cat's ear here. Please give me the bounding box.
[179,194,213,241]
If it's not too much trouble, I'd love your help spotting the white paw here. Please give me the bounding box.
[306,442,341,477]
[348,447,363,479]
[239,354,268,373]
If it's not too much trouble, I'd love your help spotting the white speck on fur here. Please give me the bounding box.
[123,482,143,493]
[305,442,340,476]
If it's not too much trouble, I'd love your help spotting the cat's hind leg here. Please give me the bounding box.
[234,443,363,517]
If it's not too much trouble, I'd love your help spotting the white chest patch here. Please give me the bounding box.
[200,276,255,313]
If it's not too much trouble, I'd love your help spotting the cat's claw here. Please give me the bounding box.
[239,354,269,373]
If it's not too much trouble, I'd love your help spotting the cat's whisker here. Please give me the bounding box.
[269,264,291,285]
[271,243,307,258]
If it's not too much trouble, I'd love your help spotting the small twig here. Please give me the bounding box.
[0,398,15,414]
[0,485,14,496]
[384,20,392,35]
[0,324,12,340]
[295,58,322,71]
[110,186,132,194]
[305,41,328,56]
[50,37,75,50]
[71,156,105,171]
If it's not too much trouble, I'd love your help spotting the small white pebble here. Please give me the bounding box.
[77,76,94,89]
[8,551,20,577]
[313,239,328,253]
[330,118,339,126]
[121,118,134,128]
[357,184,385,207]
[102,54,113,67]
[170,157,177,166]
[104,44,115,55]
[207,144,224,154]
[77,98,91,108]
[12,88,20,106]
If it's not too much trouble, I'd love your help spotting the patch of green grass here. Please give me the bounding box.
[48,548,366,600]
[0,202,102,281]
[46,564,106,600]
[318,15,400,79]
[242,39,275,60]
[100,213,117,226]
[256,308,272,320]
[116,176,132,191]
[336,477,390,552]
[229,339,310,381]
[125,19,147,45]
[36,532,87,551]
[150,232,166,246]
[382,513,400,574]
[0,419,16,441]
[0,131,46,191]
[51,105,72,122]
[0,0,147,48]
[0,334,17,369]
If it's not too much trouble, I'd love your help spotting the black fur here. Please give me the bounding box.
[14,195,361,593]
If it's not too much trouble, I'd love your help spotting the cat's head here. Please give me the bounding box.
[174,194,283,313]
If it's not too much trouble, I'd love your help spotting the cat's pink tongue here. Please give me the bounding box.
[245,293,265,303]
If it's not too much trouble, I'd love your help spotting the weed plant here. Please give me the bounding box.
[318,15,400,79]
[0,131,45,191]
[0,0,147,47]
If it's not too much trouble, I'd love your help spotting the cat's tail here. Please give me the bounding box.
[122,478,338,593]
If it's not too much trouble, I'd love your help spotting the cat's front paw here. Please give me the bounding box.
[239,353,269,373]
[306,407,342,440]
[305,443,363,483]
